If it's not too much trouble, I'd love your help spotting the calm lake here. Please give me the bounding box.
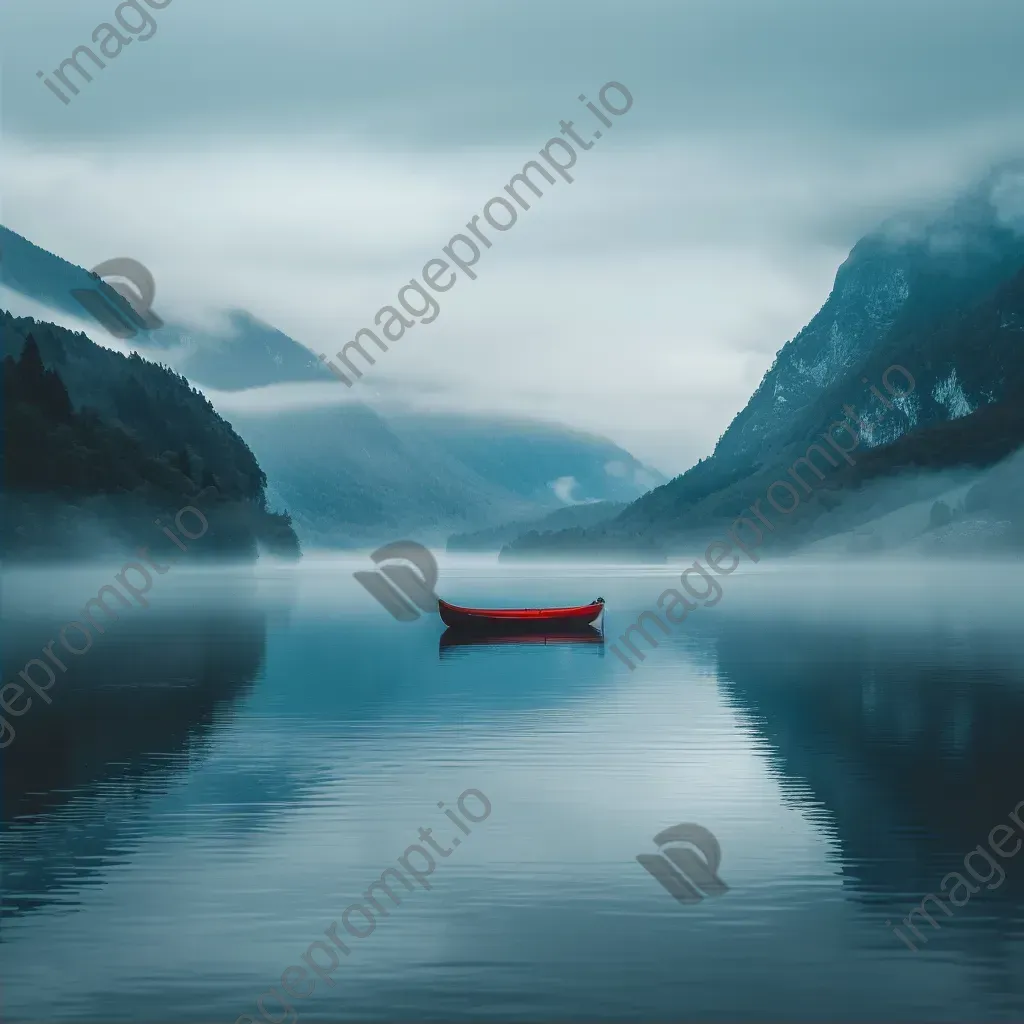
[2,555,1023,1021]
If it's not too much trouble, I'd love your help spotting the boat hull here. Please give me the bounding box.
[437,598,603,633]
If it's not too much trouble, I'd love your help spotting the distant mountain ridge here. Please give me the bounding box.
[232,404,660,547]
[447,500,626,553]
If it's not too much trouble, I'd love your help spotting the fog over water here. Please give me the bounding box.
[2,556,1022,1021]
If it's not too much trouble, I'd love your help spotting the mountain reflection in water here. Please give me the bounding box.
[0,558,1022,1022]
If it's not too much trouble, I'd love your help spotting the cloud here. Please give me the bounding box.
[197,381,361,416]
[551,476,580,504]
[3,0,1022,474]
[0,284,134,355]
[992,165,1024,232]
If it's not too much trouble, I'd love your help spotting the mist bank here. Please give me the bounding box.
[777,430,1024,557]
[499,442,1024,563]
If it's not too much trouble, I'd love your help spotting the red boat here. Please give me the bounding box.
[437,597,605,633]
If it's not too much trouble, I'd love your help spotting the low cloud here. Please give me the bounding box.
[4,0,1022,474]
[992,164,1024,232]
[551,476,580,504]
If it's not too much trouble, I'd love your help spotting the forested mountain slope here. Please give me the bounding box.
[1,312,300,561]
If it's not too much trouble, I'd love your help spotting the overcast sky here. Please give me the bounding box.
[2,0,1023,473]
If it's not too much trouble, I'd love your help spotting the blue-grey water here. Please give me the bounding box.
[2,555,1024,1021]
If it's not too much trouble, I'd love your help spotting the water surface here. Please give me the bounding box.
[2,556,1023,1021]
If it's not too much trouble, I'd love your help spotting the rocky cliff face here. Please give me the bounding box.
[713,168,1024,472]
[715,243,911,466]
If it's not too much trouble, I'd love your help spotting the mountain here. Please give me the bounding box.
[765,383,1024,557]
[447,500,626,553]
[1,311,300,561]
[0,224,663,547]
[501,166,1024,557]
[763,266,1024,551]
[385,413,661,505]
[138,309,330,390]
[0,225,328,389]
[229,404,660,547]
[710,172,1024,470]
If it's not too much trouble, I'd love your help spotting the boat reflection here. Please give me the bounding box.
[439,625,605,658]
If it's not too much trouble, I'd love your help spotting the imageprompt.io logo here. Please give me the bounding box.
[636,823,729,905]
[71,257,164,340]
[354,540,439,622]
